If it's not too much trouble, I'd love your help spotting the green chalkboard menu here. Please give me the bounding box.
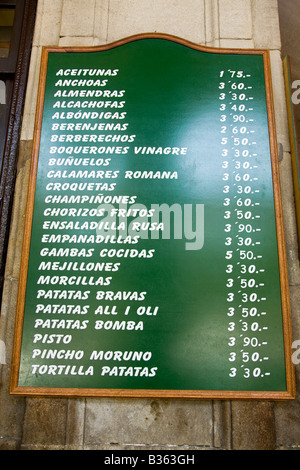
[10,34,295,399]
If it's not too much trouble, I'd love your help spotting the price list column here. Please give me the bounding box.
[218,68,271,385]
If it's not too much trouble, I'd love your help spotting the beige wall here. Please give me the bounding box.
[1,0,300,450]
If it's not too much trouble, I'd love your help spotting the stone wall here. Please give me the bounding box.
[1,0,300,450]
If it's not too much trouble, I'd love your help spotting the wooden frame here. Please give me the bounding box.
[0,0,37,299]
[10,33,295,399]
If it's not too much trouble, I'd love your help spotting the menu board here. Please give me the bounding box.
[10,34,295,399]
